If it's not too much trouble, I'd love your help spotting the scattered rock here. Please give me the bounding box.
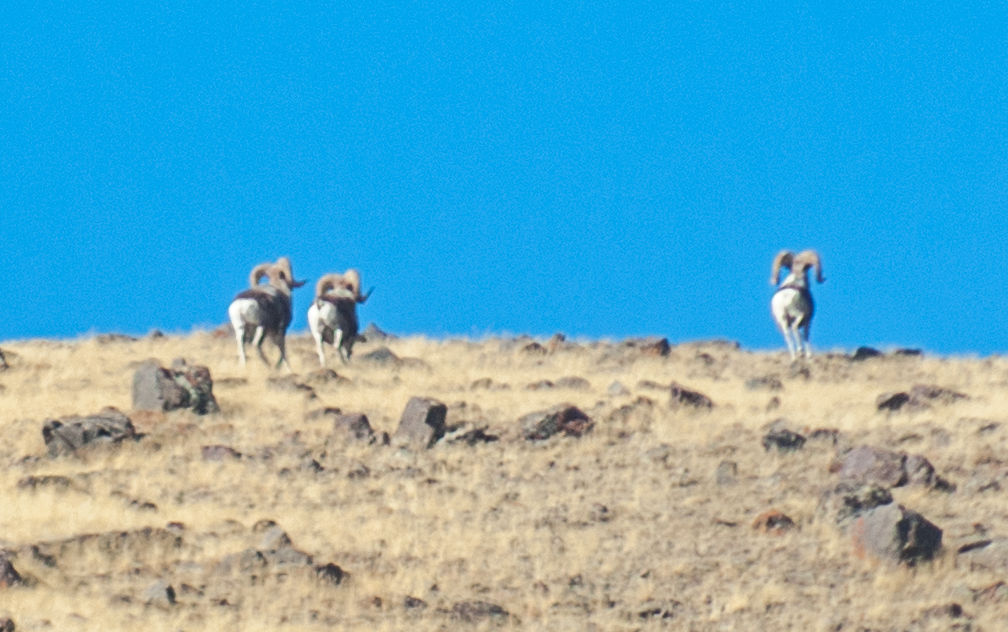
[451,601,510,623]
[347,462,370,479]
[554,376,591,390]
[267,376,317,399]
[637,380,669,391]
[525,380,554,390]
[745,375,783,391]
[851,346,883,361]
[972,580,1008,604]
[715,461,738,486]
[668,382,713,410]
[42,408,137,457]
[904,453,936,487]
[393,397,448,449]
[304,368,347,386]
[894,348,923,357]
[807,428,840,444]
[762,428,806,453]
[520,405,593,441]
[315,563,346,586]
[752,510,795,534]
[362,323,395,342]
[637,337,671,357]
[201,445,241,461]
[0,349,7,371]
[305,407,342,421]
[447,428,500,447]
[404,596,427,609]
[878,385,969,411]
[148,329,165,339]
[521,342,548,355]
[637,601,681,620]
[0,555,21,587]
[607,382,630,396]
[16,475,78,491]
[470,378,494,390]
[921,603,967,619]
[819,481,894,527]
[132,359,219,414]
[838,446,911,488]
[333,413,375,442]
[143,580,176,608]
[0,618,12,632]
[95,333,137,343]
[359,347,401,365]
[957,537,1008,572]
[851,503,942,564]
[546,333,568,353]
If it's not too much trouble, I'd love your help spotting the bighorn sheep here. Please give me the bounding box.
[770,250,825,361]
[228,257,306,370]
[307,269,372,366]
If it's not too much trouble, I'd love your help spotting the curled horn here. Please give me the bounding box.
[342,269,372,303]
[315,273,348,298]
[770,250,794,285]
[249,263,273,287]
[274,257,306,288]
[795,250,824,283]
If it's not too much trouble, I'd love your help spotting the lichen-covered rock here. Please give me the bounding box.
[520,405,593,441]
[42,408,137,457]
[393,397,447,448]
[132,359,219,414]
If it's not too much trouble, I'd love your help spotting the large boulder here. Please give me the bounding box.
[520,405,593,441]
[132,359,219,414]
[851,503,942,564]
[42,408,137,457]
[393,398,447,448]
[837,445,942,490]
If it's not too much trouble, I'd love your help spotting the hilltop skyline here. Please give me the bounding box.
[2,3,1005,353]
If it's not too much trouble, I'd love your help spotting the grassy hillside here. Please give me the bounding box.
[0,331,1006,630]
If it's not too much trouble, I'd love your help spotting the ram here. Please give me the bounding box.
[228,257,305,370]
[308,269,372,366]
[770,250,825,361]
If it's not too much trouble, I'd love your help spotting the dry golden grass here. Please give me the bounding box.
[1,332,1007,630]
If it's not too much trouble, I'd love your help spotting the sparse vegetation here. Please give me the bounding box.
[1,332,1007,630]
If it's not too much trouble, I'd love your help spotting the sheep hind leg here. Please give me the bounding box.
[275,334,293,373]
[252,327,270,366]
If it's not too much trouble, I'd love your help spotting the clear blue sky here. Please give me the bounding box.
[2,2,1005,353]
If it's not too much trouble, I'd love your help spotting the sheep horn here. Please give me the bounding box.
[795,250,824,283]
[249,263,273,287]
[274,257,306,289]
[315,274,346,298]
[770,251,794,286]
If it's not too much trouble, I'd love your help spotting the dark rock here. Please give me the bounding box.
[132,359,219,414]
[267,376,317,399]
[0,555,21,587]
[607,382,630,397]
[715,461,738,486]
[807,428,840,444]
[201,445,241,461]
[851,346,883,361]
[637,380,669,390]
[838,446,909,488]
[521,342,548,354]
[96,333,137,343]
[304,368,346,386]
[143,580,176,608]
[638,601,681,620]
[333,413,374,442]
[0,349,7,371]
[404,596,427,609]
[851,503,942,564]
[877,392,911,411]
[148,329,165,339]
[745,375,783,391]
[762,429,806,453]
[393,397,448,448]
[546,333,567,353]
[554,376,591,390]
[669,382,713,410]
[347,462,370,479]
[905,454,936,487]
[819,481,894,526]
[921,603,967,619]
[315,563,346,586]
[451,601,509,623]
[893,348,923,357]
[520,405,593,441]
[16,475,77,491]
[362,323,396,342]
[257,524,292,551]
[42,408,137,457]
[0,618,12,632]
[359,347,401,365]
[448,428,500,447]
[621,337,671,357]
[752,509,795,534]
